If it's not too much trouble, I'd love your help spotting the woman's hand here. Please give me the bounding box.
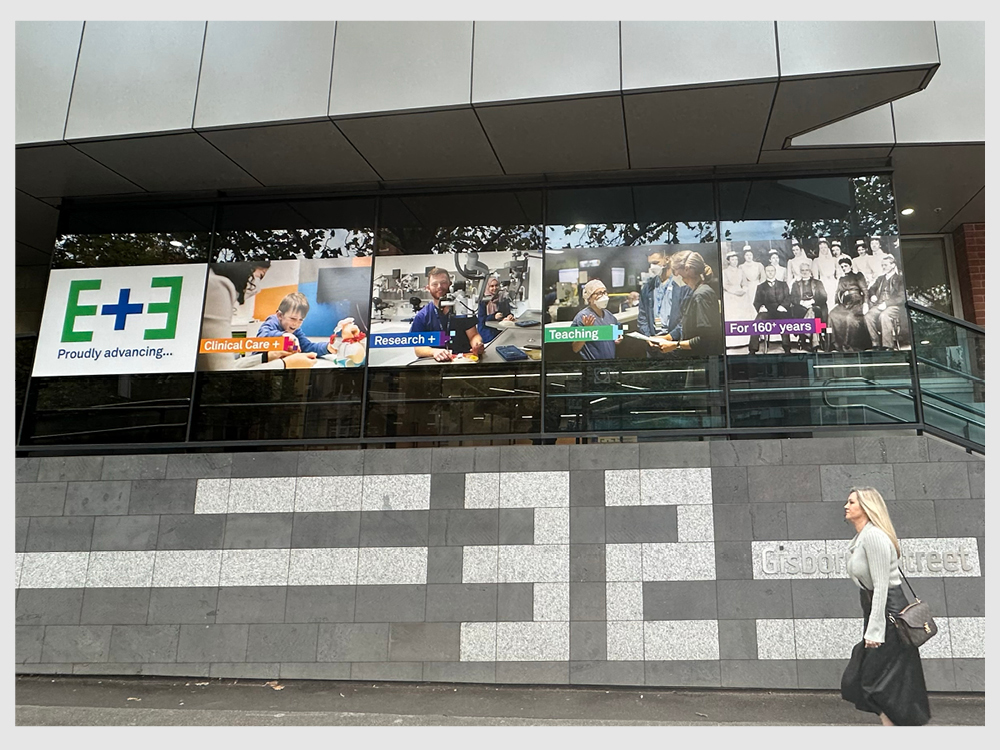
[658,340,680,353]
[580,313,597,326]
[503,314,515,321]
[864,639,882,649]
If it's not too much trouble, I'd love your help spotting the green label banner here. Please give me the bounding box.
[544,325,622,344]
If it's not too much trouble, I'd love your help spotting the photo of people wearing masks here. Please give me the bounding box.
[571,279,622,360]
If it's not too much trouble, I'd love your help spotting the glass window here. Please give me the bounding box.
[899,236,960,317]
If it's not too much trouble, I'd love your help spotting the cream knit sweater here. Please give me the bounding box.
[846,522,903,643]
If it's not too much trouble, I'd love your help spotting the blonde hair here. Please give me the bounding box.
[850,486,901,557]
[671,250,714,285]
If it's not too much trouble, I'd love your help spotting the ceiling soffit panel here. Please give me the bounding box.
[475,96,628,175]
[392,190,543,229]
[15,21,84,145]
[16,189,60,253]
[74,133,262,193]
[891,143,985,235]
[335,108,503,182]
[201,121,381,187]
[759,147,893,164]
[16,242,54,268]
[939,187,984,235]
[624,82,776,169]
[790,104,895,148]
[15,144,144,201]
[762,67,931,151]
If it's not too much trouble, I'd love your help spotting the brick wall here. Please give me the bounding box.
[952,223,985,327]
[15,436,984,691]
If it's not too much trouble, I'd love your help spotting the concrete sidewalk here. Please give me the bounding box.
[15,674,985,726]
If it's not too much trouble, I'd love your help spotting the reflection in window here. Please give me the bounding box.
[51,232,211,268]
[900,237,958,317]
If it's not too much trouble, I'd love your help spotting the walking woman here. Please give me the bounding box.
[841,487,930,726]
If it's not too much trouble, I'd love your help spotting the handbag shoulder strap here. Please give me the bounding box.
[897,563,919,600]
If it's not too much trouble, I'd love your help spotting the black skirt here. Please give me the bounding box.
[841,585,931,725]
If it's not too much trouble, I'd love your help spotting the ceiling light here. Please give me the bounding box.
[900,208,915,216]
[920,340,931,345]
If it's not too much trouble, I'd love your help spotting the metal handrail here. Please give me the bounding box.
[907,300,985,335]
[914,355,986,385]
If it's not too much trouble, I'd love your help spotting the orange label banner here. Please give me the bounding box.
[199,337,286,354]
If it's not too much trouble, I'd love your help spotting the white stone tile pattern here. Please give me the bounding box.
[19,552,89,589]
[604,470,640,507]
[362,474,431,511]
[15,553,23,589]
[461,622,497,661]
[534,582,570,621]
[151,550,222,588]
[642,543,716,581]
[462,545,499,584]
[607,621,644,661]
[228,478,296,514]
[606,544,643,582]
[465,473,500,508]
[220,549,290,587]
[498,544,568,583]
[917,618,953,659]
[948,617,986,658]
[757,618,797,660]
[792,618,858,660]
[194,478,230,514]
[676,505,715,542]
[294,476,363,512]
[356,546,428,585]
[499,472,569,508]
[288,548,359,586]
[606,581,643,621]
[533,508,570,545]
[645,620,719,660]
[86,551,156,588]
[641,468,713,505]
[496,622,569,661]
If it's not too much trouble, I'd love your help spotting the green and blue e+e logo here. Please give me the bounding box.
[61,276,184,343]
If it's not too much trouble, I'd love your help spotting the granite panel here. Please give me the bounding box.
[943,577,986,617]
[363,447,432,475]
[354,584,426,622]
[710,439,783,467]
[247,623,319,662]
[895,462,971,500]
[499,471,569,507]
[717,579,793,619]
[750,503,788,540]
[15,552,23,588]
[317,623,389,661]
[109,624,179,662]
[462,545,499,583]
[222,513,295,549]
[569,443,639,470]
[166,453,233,479]
[16,457,40,483]
[780,437,854,465]
[499,445,569,472]
[356,546,427,585]
[883,500,939,538]
[933,499,985,537]
[722,660,798,688]
[643,581,718,620]
[287,548,358,586]
[497,544,569,583]
[748,466,821,503]
[16,483,67,517]
[795,659,846,689]
[194,478,230,514]
[790,579,866,618]
[290,511,361,548]
[91,515,159,551]
[495,662,570,684]
[219,548,289,587]
[464,472,499,508]
[606,620,644,661]
[496,621,569,661]
[498,508,533,545]
[435,509,498,546]
[639,441,711,468]
[151,550,222,588]
[569,469,605,507]
[208,663,281,679]
[128,479,198,515]
[147,587,218,624]
[389,622,461,661]
[430,446,475,474]
[429,472,466,509]
[715,541,754,580]
[293,475,363,512]
[427,546,464,584]
[900,537,980,577]
[605,543,642,582]
[570,544,606,583]
[295,449,364,477]
[86,551,155,588]
[569,621,607,661]
[38,456,103,482]
[640,468,712,505]
[569,507,605,544]
[570,660,645,686]
[25,517,95,553]
[20,552,89,589]
[948,617,985,658]
[15,589,84,626]
[460,622,496,661]
[16,626,44,664]
[677,505,714,542]
[711,467,749,504]
[15,519,28,553]
[785,503,859,540]
[717,619,757,660]
[425,584,497,622]
[644,660,722,687]
[156,514,226,550]
[279,662,352,680]
[534,582,570,621]
[229,477,296,513]
[422,661,496,684]
[819,464,896,502]
[41,625,112,663]
[852,435,927,464]
[756,618,796,659]
[713,505,752,541]
[497,583,534,621]
[606,581,643,621]
[65,481,132,516]
[474,446,501,473]
[606,506,677,544]
[231,451,298,478]
[952,659,985,692]
[215,586,288,624]
[362,473,431,511]
[359,509,429,547]
[534,508,570,545]
[642,542,716,581]
[284,586,355,623]
[177,624,249,663]
[101,455,168,481]
[926,436,983,462]
[921,658,956,692]
[350,662,423,681]
[568,581,605,621]
[967,462,983,499]
[645,619,720,660]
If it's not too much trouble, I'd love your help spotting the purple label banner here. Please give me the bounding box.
[725,318,827,337]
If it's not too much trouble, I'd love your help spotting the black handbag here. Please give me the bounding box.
[888,569,938,648]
